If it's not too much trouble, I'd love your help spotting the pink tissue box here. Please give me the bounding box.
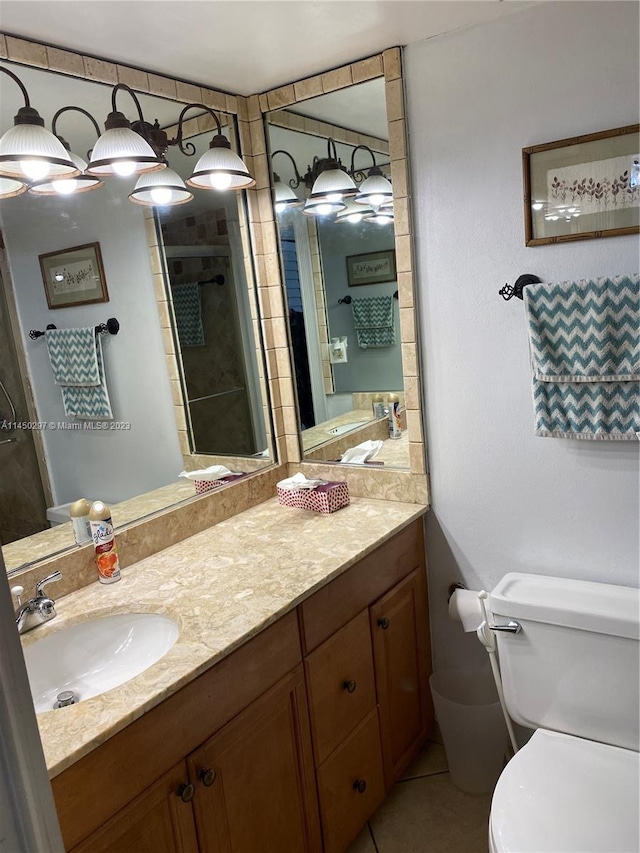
[277,482,350,514]
[194,473,248,494]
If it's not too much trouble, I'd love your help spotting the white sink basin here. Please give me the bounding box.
[24,613,179,713]
[327,421,370,436]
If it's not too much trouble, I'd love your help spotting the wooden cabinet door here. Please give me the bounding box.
[187,665,322,853]
[71,761,198,853]
[370,568,434,786]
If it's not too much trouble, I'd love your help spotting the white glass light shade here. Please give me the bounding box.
[0,175,27,199]
[187,141,255,191]
[364,209,394,225]
[29,152,104,196]
[0,123,79,180]
[302,196,346,217]
[274,180,299,213]
[129,167,193,207]
[309,166,356,203]
[336,198,374,224]
[354,171,393,207]
[86,127,164,177]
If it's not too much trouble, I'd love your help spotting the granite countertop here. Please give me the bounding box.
[27,496,426,779]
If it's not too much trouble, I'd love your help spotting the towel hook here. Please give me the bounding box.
[499,274,541,301]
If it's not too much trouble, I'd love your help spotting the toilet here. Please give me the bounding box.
[487,573,639,853]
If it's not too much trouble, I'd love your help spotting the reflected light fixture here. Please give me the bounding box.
[0,175,27,199]
[0,65,79,182]
[271,150,303,213]
[350,145,393,207]
[630,160,640,189]
[87,84,165,178]
[29,107,104,196]
[336,198,373,224]
[303,138,356,215]
[129,159,193,207]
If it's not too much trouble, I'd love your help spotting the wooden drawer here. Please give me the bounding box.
[316,710,385,853]
[300,520,423,652]
[305,610,376,765]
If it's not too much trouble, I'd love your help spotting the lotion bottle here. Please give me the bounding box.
[372,393,386,419]
[89,501,121,584]
[388,393,402,439]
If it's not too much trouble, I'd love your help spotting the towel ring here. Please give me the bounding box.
[499,274,541,301]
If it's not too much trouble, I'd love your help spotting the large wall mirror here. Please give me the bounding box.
[265,79,409,470]
[0,58,272,575]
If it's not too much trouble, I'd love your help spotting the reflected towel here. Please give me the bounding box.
[351,295,396,348]
[524,274,640,439]
[172,281,204,347]
[45,327,113,419]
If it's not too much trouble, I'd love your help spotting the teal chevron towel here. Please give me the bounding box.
[172,282,204,347]
[351,295,396,348]
[45,328,113,420]
[524,274,639,440]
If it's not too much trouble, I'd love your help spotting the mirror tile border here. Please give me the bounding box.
[245,48,429,504]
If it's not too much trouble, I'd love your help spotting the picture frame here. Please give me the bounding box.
[346,249,397,287]
[38,242,109,309]
[522,124,639,246]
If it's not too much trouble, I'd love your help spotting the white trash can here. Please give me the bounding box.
[429,667,509,795]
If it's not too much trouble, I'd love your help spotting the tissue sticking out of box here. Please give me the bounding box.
[276,472,328,491]
[180,465,247,495]
[330,337,348,364]
[340,440,383,465]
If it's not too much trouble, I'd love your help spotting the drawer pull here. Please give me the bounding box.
[377,617,390,630]
[177,783,195,803]
[353,779,367,794]
[343,679,357,694]
[199,768,216,787]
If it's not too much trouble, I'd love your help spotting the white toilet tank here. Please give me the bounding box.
[490,573,639,752]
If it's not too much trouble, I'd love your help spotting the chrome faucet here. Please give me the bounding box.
[15,571,62,635]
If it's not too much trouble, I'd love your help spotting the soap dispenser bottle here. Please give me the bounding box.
[372,393,386,419]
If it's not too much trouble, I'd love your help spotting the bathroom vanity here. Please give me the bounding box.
[37,500,431,852]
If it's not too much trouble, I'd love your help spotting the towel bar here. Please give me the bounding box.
[499,274,541,301]
[338,290,399,305]
[29,318,120,340]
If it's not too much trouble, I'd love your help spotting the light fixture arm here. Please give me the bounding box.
[52,106,101,159]
[169,104,223,157]
[271,149,303,188]
[110,83,146,126]
[349,144,381,183]
[0,65,31,109]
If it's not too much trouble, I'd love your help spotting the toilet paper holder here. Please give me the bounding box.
[447,582,521,633]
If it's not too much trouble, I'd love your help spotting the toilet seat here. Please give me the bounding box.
[489,728,640,853]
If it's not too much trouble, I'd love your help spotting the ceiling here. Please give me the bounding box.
[0,1,536,96]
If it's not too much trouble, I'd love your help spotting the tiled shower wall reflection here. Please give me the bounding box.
[0,273,48,544]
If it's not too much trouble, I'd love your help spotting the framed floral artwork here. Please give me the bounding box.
[38,242,109,309]
[522,124,639,246]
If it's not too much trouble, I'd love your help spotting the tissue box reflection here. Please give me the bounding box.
[194,473,248,494]
[277,482,350,513]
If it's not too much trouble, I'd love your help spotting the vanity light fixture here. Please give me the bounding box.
[0,65,80,183]
[29,107,104,196]
[129,158,193,207]
[350,145,393,208]
[303,138,356,216]
[271,150,304,213]
[335,197,374,224]
[175,105,254,191]
[87,84,165,178]
[0,175,27,199]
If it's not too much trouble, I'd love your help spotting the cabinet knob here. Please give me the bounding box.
[343,679,357,694]
[177,783,195,803]
[199,768,217,787]
[353,779,367,794]
[377,617,390,630]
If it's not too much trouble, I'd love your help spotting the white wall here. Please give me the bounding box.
[405,2,640,671]
[1,180,183,506]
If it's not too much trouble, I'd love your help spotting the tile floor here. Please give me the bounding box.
[347,728,493,853]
